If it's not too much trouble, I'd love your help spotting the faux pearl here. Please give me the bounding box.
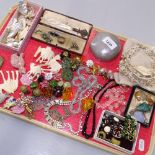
[104,126,111,133]
[114,117,119,122]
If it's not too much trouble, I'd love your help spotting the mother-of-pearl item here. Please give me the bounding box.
[27,63,42,80]
[18,0,29,16]
[7,18,23,39]
[90,32,121,61]
[34,46,62,74]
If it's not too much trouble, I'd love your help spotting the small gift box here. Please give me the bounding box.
[0,1,43,53]
[94,110,140,154]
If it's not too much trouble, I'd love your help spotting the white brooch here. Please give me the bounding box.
[0,71,19,94]
[43,54,62,73]
[27,63,42,80]
[34,46,62,74]
[34,46,54,64]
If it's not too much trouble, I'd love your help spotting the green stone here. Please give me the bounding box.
[136,102,152,112]
[62,68,73,81]
[30,82,38,89]
[41,33,52,43]
[62,57,71,69]
[49,80,58,88]
[0,56,4,67]
[20,85,29,94]
[33,88,41,97]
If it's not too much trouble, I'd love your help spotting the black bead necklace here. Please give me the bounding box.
[82,80,119,139]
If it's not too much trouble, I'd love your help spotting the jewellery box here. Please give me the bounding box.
[124,86,155,127]
[0,1,43,53]
[32,9,93,55]
[94,110,140,154]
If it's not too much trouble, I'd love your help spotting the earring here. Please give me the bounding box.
[35,30,52,43]
[70,41,79,50]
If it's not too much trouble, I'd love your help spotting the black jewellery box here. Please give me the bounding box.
[32,9,93,55]
[94,110,140,154]
[124,86,155,127]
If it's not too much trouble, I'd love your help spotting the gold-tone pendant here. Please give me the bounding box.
[134,91,142,101]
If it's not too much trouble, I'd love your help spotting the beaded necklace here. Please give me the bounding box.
[82,80,119,139]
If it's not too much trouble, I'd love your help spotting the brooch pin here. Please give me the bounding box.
[34,46,54,64]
